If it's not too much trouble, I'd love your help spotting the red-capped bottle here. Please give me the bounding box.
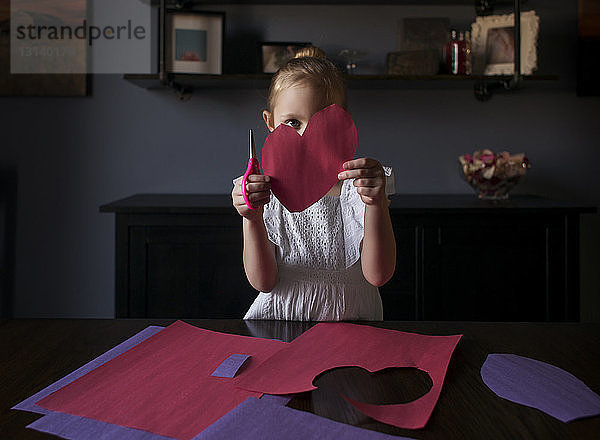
[445,29,459,74]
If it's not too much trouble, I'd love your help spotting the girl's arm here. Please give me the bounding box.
[338,158,396,287]
[232,175,278,292]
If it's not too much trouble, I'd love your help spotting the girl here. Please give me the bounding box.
[232,47,396,321]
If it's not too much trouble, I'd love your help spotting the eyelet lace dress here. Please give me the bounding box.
[241,170,394,321]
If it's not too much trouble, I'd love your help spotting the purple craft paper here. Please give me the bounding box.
[27,412,178,440]
[481,353,600,422]
[13,325,165,415]
[27,396,293,440]
[211,354,251,378]
[192,397,415,440]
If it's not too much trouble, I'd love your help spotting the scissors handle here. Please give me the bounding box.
[242,158,260,210]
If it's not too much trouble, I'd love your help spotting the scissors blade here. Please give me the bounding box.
[249,129,257,159]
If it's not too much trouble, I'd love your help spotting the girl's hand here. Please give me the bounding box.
[232,174,271,220]
[338,158,387,207]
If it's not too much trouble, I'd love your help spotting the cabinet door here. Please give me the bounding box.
[129,220,256,318]
[0,170,16,319]
[380,223,418,320]
[422,214,551,321]
[0,198,6,318]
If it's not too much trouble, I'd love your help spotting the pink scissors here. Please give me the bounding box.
[242,129,261,210]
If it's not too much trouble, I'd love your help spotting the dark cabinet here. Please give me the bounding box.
[384,212,574,321]
[424,217,551,322]
[129,223,254,319]
[101,194,594,321]
[103,195,257,319]
[0,169,16,319]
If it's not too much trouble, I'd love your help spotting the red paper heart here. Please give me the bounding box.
[261,104,357,212]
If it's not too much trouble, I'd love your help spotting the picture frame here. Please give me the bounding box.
[398,17,449,56]
[396,17,449,75]
[577,0,600,96]
[1,0,89,96]
[166,10,224,74]
[471,10,539,75]
[259,42,311,73]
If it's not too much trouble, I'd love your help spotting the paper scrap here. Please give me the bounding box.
[262,104,357,212]
[481,353,600,422]
[259,393,294,406]
[36,321,288,440]
[192,397,414,440]
[236,323,462,429]
[211,354,252,378]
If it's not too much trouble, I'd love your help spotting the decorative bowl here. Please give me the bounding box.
[459,149,530,200]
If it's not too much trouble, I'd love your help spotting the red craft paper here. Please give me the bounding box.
[36,321,287,440]
[261,104,357,212]
[235,323,462,430]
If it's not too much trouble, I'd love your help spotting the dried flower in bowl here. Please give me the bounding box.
[459,149,530,200]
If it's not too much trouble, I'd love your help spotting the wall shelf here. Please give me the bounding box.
[166,1,527,5]
[127,0,549,100]
[168,1,475,4]
[124,73,558,91]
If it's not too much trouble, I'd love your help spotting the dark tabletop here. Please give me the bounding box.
[99,194,597,215]
[1,319,599,439]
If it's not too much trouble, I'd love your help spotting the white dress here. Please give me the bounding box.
[243,177,389,321]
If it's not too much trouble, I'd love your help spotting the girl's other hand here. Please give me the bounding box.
[232,174,271,220]
[338,158,387,207]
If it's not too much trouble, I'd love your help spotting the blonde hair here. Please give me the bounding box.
[266,46,347,112]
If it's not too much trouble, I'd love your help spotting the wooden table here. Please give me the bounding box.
[2,319,599,439]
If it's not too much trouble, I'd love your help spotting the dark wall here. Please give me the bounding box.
[1,2,599,320]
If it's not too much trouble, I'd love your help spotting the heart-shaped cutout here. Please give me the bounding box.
[292,366,433,426]
[261,104,357,212]
[235,323,462,430]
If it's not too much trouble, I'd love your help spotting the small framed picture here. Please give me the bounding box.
[166,11,224,74]
[471,10,539,75]
[259,42,311,73]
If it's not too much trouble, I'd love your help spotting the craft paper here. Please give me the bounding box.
[28,394,295,440]
[481,353,600,422]
[14,325,169,440]
[27,412,178,440]
[36,321,288,440]
[193,397,414,440]
[236,323,462,429]
[211,354,252,378]
[15,324,288,440]
[262,104,357,212]
[27,393,294,440]
[13,325,165,415]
